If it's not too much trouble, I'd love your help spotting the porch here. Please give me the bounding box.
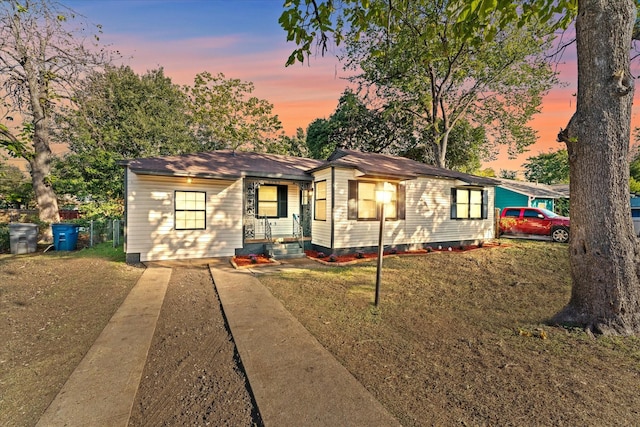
[241,179,313,258]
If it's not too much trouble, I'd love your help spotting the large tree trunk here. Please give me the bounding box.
[29,125,60,228]
[27,87,60,231]
[553,0,640,335]
[11,6,61,233]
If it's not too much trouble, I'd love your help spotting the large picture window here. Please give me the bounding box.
[175,191,206,230]
[314,180,327,221]
[348,181,405,221]
[257,185,288,218]
[451,187,488,219]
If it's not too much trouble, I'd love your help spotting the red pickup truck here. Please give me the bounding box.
[499,207,570,243]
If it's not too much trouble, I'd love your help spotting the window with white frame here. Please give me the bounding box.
[175,191,206,230]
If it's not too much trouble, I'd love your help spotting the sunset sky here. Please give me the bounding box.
[55,0,640,175]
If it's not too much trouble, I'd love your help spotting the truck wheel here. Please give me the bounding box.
[551,227,569,243]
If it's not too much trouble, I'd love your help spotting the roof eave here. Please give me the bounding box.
[129,168,242,180]
[244,172,314,181]
[500,185,563,198]
[354,170,419,181]
[128,168,313,182]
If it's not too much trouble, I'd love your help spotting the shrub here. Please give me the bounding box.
[0,224,9,253]
[328,254,338,262]
[389,247,398,254]
[478,241,484,248]
[426,246,433,253]
[249,254,258,264]
[317,252,326,258]
[356,251,364,259]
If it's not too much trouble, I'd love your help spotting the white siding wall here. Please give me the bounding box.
[319,170,495,250]
[332,168,370,249]
[310,168,333,248]
[126,170,243,261]
[401,177,495,246]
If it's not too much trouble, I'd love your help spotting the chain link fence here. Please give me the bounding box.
[73,219,124,248]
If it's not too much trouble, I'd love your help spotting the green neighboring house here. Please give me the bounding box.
[495,179,568,213]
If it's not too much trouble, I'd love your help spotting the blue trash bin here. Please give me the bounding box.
[52,223,79,251]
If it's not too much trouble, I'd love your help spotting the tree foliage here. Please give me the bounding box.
[0,161,32,208]
[499,169,517,180]
[280,0,576,66]
[629,145,640,193]
[272,127,308,157]
[399,118,490,173]
[185,71,283,152]
[523,149,570,184]
[307,89,415,158]
[59,66,195,158]
[306,88,490,173]
[54,66,195,201]
[306,118,333,159]
[476,167,496,178]
[0,0,110,225]
[281,0,557,169]
[54,67,296,204]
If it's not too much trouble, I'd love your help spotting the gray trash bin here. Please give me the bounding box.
[9,223,38,254]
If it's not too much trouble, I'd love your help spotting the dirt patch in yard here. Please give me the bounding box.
[1,254,259,427]
[0,253,143,427]
[128,265,261,426]
[4,241,640,426]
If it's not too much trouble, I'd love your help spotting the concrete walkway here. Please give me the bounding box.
[210,262,401,427]
[36,259,399,426]
[37,266,171,427]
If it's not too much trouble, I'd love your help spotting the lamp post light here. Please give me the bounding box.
[375,183,392,307]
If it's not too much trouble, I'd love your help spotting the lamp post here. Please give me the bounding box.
[375,183,392,307]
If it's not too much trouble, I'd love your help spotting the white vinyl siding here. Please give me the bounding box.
[328,171,495,250]
[311,168,333,248]
[125,170,243,261]
[403,178,494,244]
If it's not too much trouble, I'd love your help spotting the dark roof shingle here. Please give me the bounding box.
[123,150,326,181]
[122,148,499,186]
[497,178,567,198]
[325,149,499,185]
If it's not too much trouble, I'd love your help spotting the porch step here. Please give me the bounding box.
[266,242,305,259]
